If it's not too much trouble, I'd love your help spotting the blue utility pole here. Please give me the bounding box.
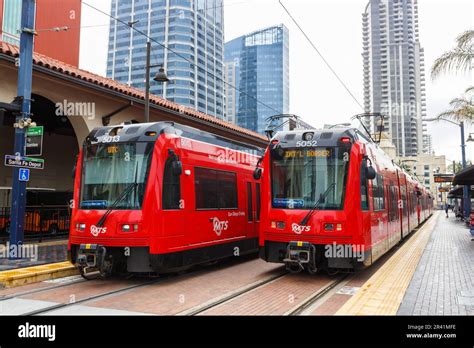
[9,0,36,250]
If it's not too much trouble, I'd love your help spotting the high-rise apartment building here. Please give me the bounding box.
[107,0,225,118]
[225,24,289,134]
[0,0,81,66]
[362,0,428,156]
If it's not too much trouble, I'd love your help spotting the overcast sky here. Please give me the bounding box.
[79,0,473,165]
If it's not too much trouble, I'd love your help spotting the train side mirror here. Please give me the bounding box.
[366,166,376,180]
[172,160,183,176]
[253,167,262,180]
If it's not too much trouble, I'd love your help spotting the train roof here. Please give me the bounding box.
[272,127,360,148]
[85,122,264,155]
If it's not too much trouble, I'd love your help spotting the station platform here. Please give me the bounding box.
[0,239,68,271]
[398,212,474,315]
[337,211,474,315]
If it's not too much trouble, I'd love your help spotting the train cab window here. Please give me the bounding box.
[163,158,181,210]
[371,174,385,211]
[195,168,237,210]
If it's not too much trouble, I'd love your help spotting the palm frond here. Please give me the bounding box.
[456,30,474,49]
[431,49,473,79]
[465,86,474,94]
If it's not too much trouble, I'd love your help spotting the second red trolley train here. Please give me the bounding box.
[258,127,433,273]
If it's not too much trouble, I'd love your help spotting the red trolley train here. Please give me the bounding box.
[258,127,433,273]
[69,122,262,277]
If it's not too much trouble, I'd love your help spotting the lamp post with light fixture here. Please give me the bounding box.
[425,117,470,220]
[144,41,169,123]
[467,133,474,143]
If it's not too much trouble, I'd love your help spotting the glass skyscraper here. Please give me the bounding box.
[225,24,289,134]
[107,0,225,118]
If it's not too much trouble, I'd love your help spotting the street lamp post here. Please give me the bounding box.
[144,41,169,123]
[426,118,471,220]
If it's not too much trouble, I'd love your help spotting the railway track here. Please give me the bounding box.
[286,275,347,315]
[182,271,289,315]
[21,277,164,315]
[181,272,348,316]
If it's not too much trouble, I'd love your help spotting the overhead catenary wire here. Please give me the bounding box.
[82,1,282,116]
[278,0,364,111]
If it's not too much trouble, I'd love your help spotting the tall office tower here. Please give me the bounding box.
[225,24,289,134]
[362,0,427,156]
[0,0,81,66]
[107,0,225,118]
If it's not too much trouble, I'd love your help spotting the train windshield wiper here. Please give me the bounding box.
[300,182,336,226]
[96,182,138,227]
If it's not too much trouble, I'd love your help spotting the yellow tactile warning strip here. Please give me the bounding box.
[0,261,78,289]
[336,211,439,315]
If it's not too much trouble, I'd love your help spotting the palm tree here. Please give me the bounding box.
[436,86,473,123]
[431,30,473,79]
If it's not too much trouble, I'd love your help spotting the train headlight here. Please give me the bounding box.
[324,223,343,232]
[77,223,86,231]
[324,223,334,231]
[122,224,139,232]
[271,221,285,229]
[303,132,314,141]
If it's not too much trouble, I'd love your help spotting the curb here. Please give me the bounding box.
[0,261,78,289]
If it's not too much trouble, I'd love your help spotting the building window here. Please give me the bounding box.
[195,168,237,210]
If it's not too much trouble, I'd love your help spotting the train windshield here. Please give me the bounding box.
[271,147,349,210]
[80,142,154,210]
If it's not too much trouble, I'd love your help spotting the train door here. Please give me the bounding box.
[245,179,258,238]
[161,153,186,246]
[360,158,372,264]
[369,172,389,262]
[391,185,402,246]
[397,171,409,239]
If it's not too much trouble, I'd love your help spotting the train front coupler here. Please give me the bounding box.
[283,241,318,274]
[76,244,112,280]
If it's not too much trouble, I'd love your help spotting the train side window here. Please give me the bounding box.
[372,174,385,211]
[195,167,237,210]
[218,171,238,209]
[360,163,369,211]
[162,158,181,210]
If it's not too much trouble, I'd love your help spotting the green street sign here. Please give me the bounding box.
[25,125,43,156]
[26,126,44,136]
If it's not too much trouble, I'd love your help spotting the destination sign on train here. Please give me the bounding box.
[283,149,331,158]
